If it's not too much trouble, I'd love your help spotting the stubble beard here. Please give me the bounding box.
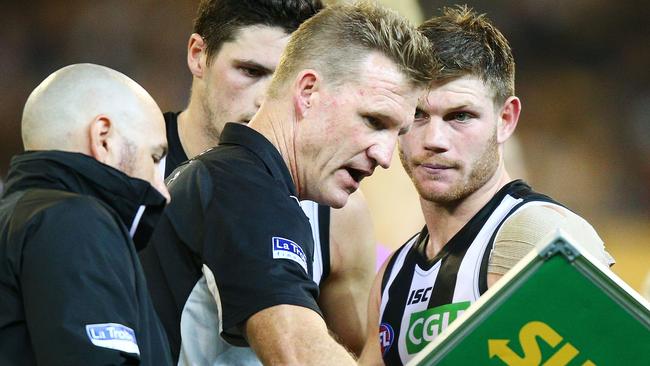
[117,137,138,178]
[201,92,224,147]
[401,132,499,206]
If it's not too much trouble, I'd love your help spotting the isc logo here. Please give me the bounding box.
[406,286,433,305]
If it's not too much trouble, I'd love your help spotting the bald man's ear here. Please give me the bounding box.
[293,70,320,120]
[88,115,112,164]
[188,33,207,78]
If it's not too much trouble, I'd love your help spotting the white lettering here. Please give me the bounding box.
[423,314,441,342]
[380,331,390,347]
[408,318,424,345]
[90,328,105,339]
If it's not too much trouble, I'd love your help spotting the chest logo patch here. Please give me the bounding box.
[406,301,471,354]
[85,323,140,355]
[272,237,308,273]
[379,323,395,356]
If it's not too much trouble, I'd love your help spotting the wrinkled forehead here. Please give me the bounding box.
[347,60,422,129]
[355,53,417,97]
[214,24,291,63]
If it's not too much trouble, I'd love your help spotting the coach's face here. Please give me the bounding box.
[97,96,170,203]
[296,52,421,208]
[111,101,170,202]
[191,25,291,141]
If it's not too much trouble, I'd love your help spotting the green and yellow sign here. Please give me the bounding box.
[410,236,650,366]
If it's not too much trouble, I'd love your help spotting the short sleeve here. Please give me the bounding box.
[200,159,321,345]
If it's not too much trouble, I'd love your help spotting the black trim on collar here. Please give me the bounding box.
[4,150,167,248]
[219,123,297,197]
[318,204,331,281]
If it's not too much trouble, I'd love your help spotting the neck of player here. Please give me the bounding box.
[178,107,219,159]
[421,163,512,260]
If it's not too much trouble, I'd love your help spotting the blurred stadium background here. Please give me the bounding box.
[1,0,648,296]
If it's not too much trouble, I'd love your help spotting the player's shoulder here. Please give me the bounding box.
[500,203,614,266]
[505,203,583,229]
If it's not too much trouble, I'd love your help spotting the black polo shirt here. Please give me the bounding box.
[140,123,321,362]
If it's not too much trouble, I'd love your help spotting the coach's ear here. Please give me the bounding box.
[187,33,208,79]
[293,69,321,120]
[497,96,521,144]
[88,115,113,164]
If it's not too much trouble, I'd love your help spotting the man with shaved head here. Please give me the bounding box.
[0,63,172,365]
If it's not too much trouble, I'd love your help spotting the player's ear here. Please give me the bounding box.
[187,33,208,79]
[497,96,521,144]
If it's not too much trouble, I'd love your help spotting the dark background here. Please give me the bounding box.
[2,0,648,291]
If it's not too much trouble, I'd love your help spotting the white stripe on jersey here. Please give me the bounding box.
[299,200,324,285]
[381,192,542,365]
[452,194,523,303]
[380,238,417,318]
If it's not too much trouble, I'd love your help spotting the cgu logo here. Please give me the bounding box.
[488,321,595,366]
[406,301,470,354]
[406,286,433,305]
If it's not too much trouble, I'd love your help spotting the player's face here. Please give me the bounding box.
[200,25,290,141]
[399,75,502,204]
[298,53,421,208]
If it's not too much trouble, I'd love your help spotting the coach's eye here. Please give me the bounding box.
[414,108,429,122]
[364,115,384,130]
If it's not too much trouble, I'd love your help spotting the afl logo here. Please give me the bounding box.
[379,323,394,355]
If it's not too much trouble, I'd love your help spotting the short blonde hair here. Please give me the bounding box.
[268,1,435,97]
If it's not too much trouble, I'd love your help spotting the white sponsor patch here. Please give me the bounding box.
[85,323,140,355]
[272,237,308,273]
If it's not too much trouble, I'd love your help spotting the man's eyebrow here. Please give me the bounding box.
[235,59,274,74]
[367,110,410,132]
[367,111,393,123]
[446,103,473,110]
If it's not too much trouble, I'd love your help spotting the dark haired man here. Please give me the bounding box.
[148,0,375,359]
[360,6,615,365]
[162,0,324,173]
[141,2,434,364]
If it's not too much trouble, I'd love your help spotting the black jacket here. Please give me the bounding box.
[0,151,172,366]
